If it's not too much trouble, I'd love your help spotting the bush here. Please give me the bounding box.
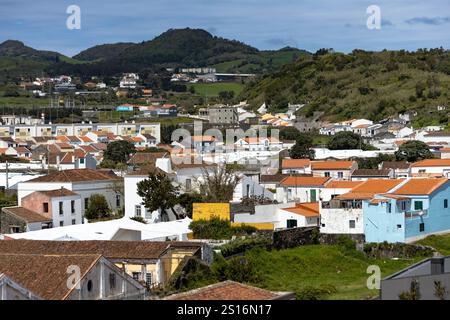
[189,217,257,240]
[130,216,147,224]
[85,194,111,220]
[212,255,261,283]
[219,237,271,258]
[296,284,337,300]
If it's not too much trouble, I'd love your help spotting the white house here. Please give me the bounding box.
[235,137,283,151]
[410,159,450,177]
[17,169,123,217]
[281,159,312,174]
[276,176,330,203]
[311,161,358,180]
[319,179,405,235]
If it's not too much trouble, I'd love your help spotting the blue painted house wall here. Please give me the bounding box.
[364,181,450,243]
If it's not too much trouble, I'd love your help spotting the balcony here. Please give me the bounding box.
[405,210,428,219]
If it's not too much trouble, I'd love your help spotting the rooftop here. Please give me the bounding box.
[280,176,330,187]
[324,180,363,189]
[393,178,448,195]
[1,207,52,223]
[281,159,311,169]
[311,161,354,170]
[352,169,392,177]
[27,169,120,183]
[282,202,320,217]
[411,159,450,168]
[33,188,79,198]
[164,280,294,300]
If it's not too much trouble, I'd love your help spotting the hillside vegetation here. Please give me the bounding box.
[239,48,450,124]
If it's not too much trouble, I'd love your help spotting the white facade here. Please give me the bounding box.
[49,195,83,227]
[123,175,161,222]
[17,180,123,217]
[410,166,450,177]
[320,207,364,234]
[276,186,324,203]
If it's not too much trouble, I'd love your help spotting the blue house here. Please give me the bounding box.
[364,178,450,243]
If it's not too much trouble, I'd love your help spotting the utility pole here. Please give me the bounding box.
[5,160,9,190]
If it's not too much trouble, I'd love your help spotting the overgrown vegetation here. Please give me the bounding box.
[189,217,257,240]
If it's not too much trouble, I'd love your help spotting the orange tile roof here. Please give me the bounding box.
[411,159,450,167]
[311,161,354,170]
[192,135,215,142]
[325,180,363,189]
[283,202,320,217]
[280,176,330,187]
[393,178,448,195]
[440,148,450,152]
[78,136,93,143]
[336,179,404,200]
[282,159,311,169]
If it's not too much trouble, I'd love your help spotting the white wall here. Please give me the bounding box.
[411,166,450,177]
[51,196,82,227]
[320,208,364,234]
[124,175,160,222]
[276,186,324,203]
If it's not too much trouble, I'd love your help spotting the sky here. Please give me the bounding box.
[0,0,449,57]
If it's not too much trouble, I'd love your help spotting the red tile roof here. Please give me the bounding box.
[411,159,450,167]
[282,159,311,169]
[282,202,320,217]
[27,169,120,183]
[393,178,448,195]
[1,207,52,223]
[325,181,363,189]
[311,161,355,170]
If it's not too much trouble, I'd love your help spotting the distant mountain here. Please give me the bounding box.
[239,48,450,125]
[47,28,307,77]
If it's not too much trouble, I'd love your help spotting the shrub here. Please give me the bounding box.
[296,284,337,300]
[130,216,147,224]
[189,217,257,240]
[85,194,111,220]
[219,237,271,258]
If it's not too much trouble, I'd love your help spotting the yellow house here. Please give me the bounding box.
[192,203,230,221]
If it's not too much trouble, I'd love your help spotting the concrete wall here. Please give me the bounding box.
[320,208,364,234]
[124,175,160,222]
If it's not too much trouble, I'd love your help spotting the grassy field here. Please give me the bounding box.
[243,245,427,300]
[416,234,450,255]
[191,82,244,97]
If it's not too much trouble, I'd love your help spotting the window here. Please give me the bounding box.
[401,201,407,211]
[287,219,297,228]
[71,200,75,214]
[349,220,356,229]
[116,194,121,207]
[419,223,425,232]
[59,202,63,215]
[397,224,402,229]
[387,203,392,213]
[135,205,142,217]
[84,198,89,209]
[79,158,85,164]
[109,273,116,289]
[185,179,192,191]
[337,172,344,179]
[9,226,20,233]
[414,201,423,211]
[72,219,76,225]
[445,199,448,209]
[132,272,141,281]
[324,172,331,177]
[246,185,250,197]
[59,221,64,227]
[87,280,93,292]
[419,169,426,173]
[43,202,49,213]
[145,273,152,287]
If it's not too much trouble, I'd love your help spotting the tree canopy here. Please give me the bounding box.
[394,140,434,162]
[289,134,315,159]
[327,131,365,150]
[103,140,136,164]
[85,194,112,220]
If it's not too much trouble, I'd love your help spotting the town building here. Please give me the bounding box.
[311,161,357,180]
[276,176,330,203]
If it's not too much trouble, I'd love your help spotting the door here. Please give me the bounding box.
[310,189,317,202]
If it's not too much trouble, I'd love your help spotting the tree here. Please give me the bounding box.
[197,166,241,202]
[177,192,204,218]
[394,140,434,162]
[103,140,136,164]
[289,134,315,159]
[279,126,301,141]
[137,171,181,221]
[85,194,111,220]
[327,131,364,150]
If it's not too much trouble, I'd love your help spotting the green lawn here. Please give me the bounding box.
[244,245,427,300]
[191,82,244,97]
[416,234,450,255]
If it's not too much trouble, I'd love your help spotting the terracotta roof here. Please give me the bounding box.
[128,152,168,165]
[393,178,448,195]
[425,131,450,137]
[411,159,450,167]
[325,180,363,189]
[1,207,52,223]
[242,137,280,144]
[260,174,291,183]
[0,253,101,300]
[34,188,79,198]
[352,169,391,177]
[79,145,97,153]
[191,135,216,142]
[381,161,410,170]
[27,169,120,183]
[336,179,404,200]
[282,202,320,217]
[311,161,354,170]
[282,159,311,169]
[440,148,450,152]
[280,176,330,187]
[165,281,292,300]
[14,146,30,153]
[0,240,173,261]
[78,136,93,143]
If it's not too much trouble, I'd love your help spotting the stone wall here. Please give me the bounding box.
[319,233,366,245]
[0,210,26,234]
[272,227,319,250]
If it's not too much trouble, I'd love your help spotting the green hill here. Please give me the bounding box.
[239,49,450,124]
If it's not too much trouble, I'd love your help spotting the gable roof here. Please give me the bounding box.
[1,207,52,223]
[311,161,354,170]
[27,169,120,183]
[33,188,79,198]
[0,253,101,300]
[128,152,168,165]
[280,176,330,187]
[393,178,448,195]
[381,161,410,170]
[324,180,363,189]
[282,202,320,217]
[164,280,293,300]
[336,179,404,200]
[352,169,392,177]
[411,159,450,168]
[282,159,311,169]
